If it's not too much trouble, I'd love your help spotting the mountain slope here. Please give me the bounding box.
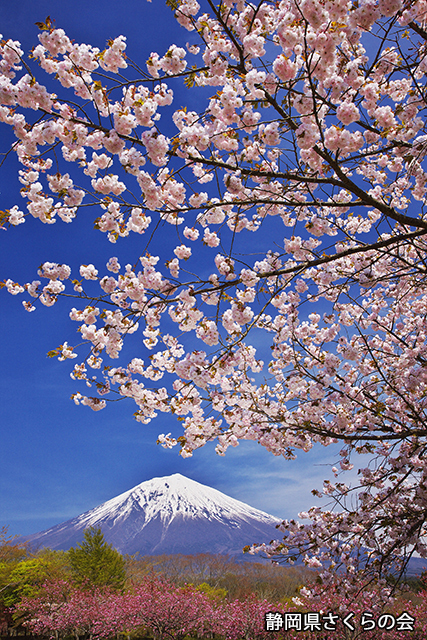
[24,474,282,556]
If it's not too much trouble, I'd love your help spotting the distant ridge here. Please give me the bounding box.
[23,474,282,557]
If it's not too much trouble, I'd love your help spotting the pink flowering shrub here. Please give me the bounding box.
[18,577,214,640]
[16,575,427,640]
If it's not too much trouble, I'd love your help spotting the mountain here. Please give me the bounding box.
[23,473,282,557]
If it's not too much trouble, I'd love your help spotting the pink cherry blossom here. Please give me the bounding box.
[3,0,427,590]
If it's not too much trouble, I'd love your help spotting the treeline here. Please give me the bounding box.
[0,525,312,637]
[3,525,427,639]
[125,552,314,601]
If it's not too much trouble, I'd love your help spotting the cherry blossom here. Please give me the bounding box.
[3,0,427,589]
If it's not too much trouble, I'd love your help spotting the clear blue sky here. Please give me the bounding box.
[0,0,338,538]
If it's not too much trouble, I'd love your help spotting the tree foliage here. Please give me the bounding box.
[0,526,28,564]
[2,0,427,590]
[68,527,126,591]
[0,530,69,635]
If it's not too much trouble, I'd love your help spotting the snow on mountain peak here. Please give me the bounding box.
[76,473,280,530]
[24,473,282,556]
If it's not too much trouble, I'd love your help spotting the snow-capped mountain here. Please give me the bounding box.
[24,474,282,556]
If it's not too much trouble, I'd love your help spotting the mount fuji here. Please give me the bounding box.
[23,474,282,557]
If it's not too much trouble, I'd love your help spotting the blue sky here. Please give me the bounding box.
[0,0,342,538]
